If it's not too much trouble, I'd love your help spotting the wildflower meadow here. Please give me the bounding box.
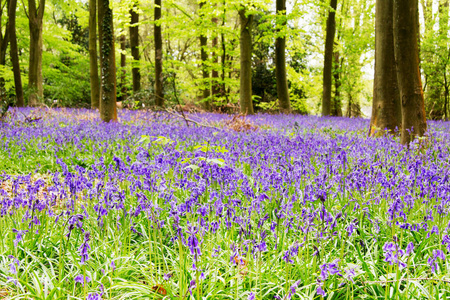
[1,108,450,299]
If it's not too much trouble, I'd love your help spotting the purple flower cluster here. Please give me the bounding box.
[1,108,450,297]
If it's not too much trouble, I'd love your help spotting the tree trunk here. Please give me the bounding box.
[130,1,140,93]
[332,50,342,116]
[8,0,23,107]
[220,0,228,102]
[154,0,163,107]
[440,0,449,120]
[393,0,427,144]
[0,4,9,104]
[119,34,127,101]
[199,1,210,110]
[211,16,220,103]
[89,0,100,109]
[28,0,45,106]
[98,0,117,122]
[276,0,291,114]
[239,7,254,115]
[445,71,449,121]
[322,0,337,116]
[369,0,401,136]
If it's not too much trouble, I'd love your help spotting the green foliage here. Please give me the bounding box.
[421,1,450,120]
[0,65,15,92]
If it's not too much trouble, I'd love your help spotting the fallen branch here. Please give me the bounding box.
[165,108,220,129]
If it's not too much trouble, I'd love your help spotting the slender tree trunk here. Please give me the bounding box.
[445,72,449,121]
[393,0,427,144]
[199,1,210,110]
[239,7,254,115]
[98,0,117,122]
[332,50,342,116]
[0,5,9,104]
[220,0,228,102]
[119,34,127,101]
[322,0,337,116]
[28,0,45,106]
[154,0,163,107]
[440,0,449,120]
[130,1,140,93]
[369,0,401,136]
[211,16,220,103]
[8,0,23,107]
[276,0,291,114]
[89,0,100,109]
[421,0,437,117]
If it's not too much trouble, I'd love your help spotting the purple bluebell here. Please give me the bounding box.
[74,274,91,286]
[12,229,28,247]
[78,232,91,264]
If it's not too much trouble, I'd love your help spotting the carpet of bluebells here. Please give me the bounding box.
[1,108,450,299]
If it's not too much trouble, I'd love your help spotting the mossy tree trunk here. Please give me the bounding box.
[89,0,100,109]
[98,0,117,122]
[199,0,210,110]
[0,3,9,104]
[28,0,45,106]
[8,0,23,107]
[130,1,140,93]
[275,0,291,114]
[154,0,164,107]
[239,6,254,115]
[119,34,127,101]
[211,15,221,103]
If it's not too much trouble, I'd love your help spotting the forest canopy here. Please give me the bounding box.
[0,0,445,123]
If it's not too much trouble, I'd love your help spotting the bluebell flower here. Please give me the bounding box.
[317,285,327,296]
[428,249,445,274]
[248,292,255,300]
[12,229,28,247]
[78,232,91,264]
[74,274,91,286]
[406,242,414,256]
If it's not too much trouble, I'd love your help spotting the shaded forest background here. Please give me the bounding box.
[0,0,448,120]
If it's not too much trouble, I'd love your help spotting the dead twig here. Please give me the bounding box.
[165,108,220,129]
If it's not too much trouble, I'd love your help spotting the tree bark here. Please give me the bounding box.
[322,0,337,116]
[0,3,9,104]
[98,0,117,122]
[154,0,163,107]
[28,0,45,106]
[220,0,228,102]
[439,0,449,120]
[239,7,254,115]
[89,0,100,109]
[393,0,427,144]
[8,0,23,107]
[119,34,127,101]
[369,0,401,136]
[276,0,291,114]
[130,1,140,93]
[199,1,210,110]
[211,16,220,102]
[439,0,449,121]
[332,50,342,116]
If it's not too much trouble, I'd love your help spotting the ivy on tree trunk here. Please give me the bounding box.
[98,0,117,122]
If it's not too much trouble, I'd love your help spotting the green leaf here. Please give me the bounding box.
[185,164,200,171]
